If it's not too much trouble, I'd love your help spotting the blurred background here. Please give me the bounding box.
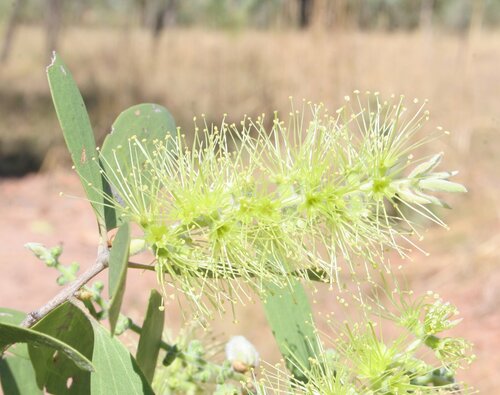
[0,0,499,392]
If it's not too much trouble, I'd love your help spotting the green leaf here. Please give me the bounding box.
[28,303,95,394]
[0,308,25,327]
[0,322,93,374]
[28,302,154,394]
[0,308,42,395]
[0,309,31,359]
[47,53,116,231]
[262,279,319,382]
[91,318,154,395]
[136,290,164,383]
[108,222,131,336]
[0,347,42,395]
[100,103,176,216]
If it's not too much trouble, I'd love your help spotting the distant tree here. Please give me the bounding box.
[420,0,435,30]
[137,0,178,37]
[298,0,313,28]
[153,0,178,37]
[1,0,64,62]
[0,0,24,63]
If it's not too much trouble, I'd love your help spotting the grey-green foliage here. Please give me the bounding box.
[136,290,165,384]
[28,302,154,395]
[99,103,176,227]
[108,222,131,335]
[262,279,318,383]
[0,309,42,395]
[0,322,93,373]
[47,53,117,232]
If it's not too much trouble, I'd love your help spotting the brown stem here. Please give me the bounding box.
[21,244,110,328]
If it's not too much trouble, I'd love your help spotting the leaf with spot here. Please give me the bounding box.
[27,302,153,394]
[47,53,117,231]
[28,302,95,394]
[99,103,176,220]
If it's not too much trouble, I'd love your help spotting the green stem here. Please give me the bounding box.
[128,320,174,352]
[127,260,329,282]
[128,262,156,271]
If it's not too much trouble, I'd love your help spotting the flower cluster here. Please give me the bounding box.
[256,289,475,395]
[98,93,465,314]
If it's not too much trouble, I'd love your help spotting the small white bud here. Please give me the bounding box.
[129,239,147,256]
[225,336,259,372]
[25,242,47,258]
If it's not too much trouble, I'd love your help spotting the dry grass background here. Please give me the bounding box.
[1,26,499,392]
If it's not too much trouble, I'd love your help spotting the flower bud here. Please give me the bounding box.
[25,242,57,266]
[129,238,147,256]
[419,179,467,193]
[408,153,443,178]
[225,336,259,373]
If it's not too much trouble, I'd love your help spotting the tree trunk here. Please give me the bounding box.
[298,0,313,28]
[152,0,178,38]
[0,0,24,63]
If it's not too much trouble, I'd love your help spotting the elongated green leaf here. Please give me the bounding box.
[91,318,154,395]
[0,308,42,395]
[136,290,164,383]
[47,53,116,231]
[100,103,176,219]
[28,302,95,394]
[0,348,42,395]
[262,279,319,382]
[0,309,28,360]
[108,222,131,335]
[0,323,93,375]
[28,302,154,394]
[0,308,25,327]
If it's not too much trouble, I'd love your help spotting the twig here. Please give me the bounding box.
[128,320,174,352]
[21,244,110,328]
[128,261,156,271]
[127,260,330,282]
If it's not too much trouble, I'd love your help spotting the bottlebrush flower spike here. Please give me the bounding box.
[97,93,466,316]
